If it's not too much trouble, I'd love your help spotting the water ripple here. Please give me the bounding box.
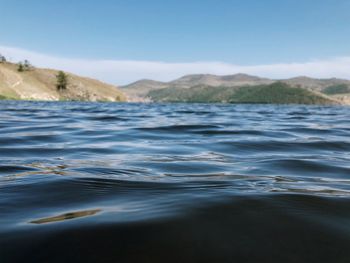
[1,101,350,262]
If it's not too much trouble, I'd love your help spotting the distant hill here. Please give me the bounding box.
[168,73,272,88]
[148,82,337,105]
[120,79,168,98]
[121,73,350,104]
[0,62,126,102]
[121,73,273,97]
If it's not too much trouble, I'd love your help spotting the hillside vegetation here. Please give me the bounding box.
[322,84,350,95]
[148,82,337,105]
[122,73,273,97]
[0,62,126,102]
[121,73,350,105]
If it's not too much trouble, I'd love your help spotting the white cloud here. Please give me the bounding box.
[1,45,350,85]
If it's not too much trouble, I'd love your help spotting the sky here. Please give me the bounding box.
[1,0,350,85]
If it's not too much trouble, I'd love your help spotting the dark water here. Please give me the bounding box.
[1,101,350,263]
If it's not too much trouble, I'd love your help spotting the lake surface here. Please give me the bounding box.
[1,101,350,263]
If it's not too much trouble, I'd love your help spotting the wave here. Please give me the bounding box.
[1,101,350,262]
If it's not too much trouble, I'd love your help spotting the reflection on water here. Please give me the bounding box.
[1,101,350,263]
[30,209,101,224]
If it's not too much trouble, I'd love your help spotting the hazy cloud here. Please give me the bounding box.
[1,45,350,85]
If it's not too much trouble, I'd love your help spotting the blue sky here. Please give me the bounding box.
[1,0,350,84]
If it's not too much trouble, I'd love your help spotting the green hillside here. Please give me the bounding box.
[0,95,11,100]
[322,84,350,95]
[148,82,337,105]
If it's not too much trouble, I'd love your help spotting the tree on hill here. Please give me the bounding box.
[17,62,24,72]
[17,60,33,72]
[0,54,6,63]
[56,71,68,90]
[23,60,33,71]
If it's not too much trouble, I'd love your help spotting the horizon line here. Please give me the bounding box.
[1,45,350,86]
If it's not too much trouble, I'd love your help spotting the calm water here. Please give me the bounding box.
[1,101,350,263]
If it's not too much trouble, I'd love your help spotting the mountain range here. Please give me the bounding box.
[121,73,350,104]
[1,60,350,105]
